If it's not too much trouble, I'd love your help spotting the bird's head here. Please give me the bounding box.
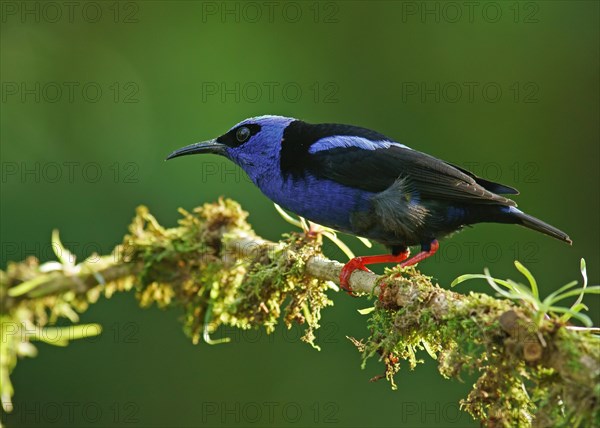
[166,115,295,181]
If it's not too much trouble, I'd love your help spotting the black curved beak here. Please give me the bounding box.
[165,139,227,160]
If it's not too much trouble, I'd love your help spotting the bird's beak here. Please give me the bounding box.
[165,139,227,160]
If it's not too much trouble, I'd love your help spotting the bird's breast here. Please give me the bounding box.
[256,172,373,232]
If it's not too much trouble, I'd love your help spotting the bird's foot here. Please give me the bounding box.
[399,240,440,268]
[339,257,372,296]
[340,251,411,296]
[340,242,439,297]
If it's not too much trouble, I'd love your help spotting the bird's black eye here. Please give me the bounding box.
[217,123,261,148]
[236,127,251,143]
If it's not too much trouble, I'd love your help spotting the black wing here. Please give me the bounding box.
[307,145,518,206]
[446,162,519,195]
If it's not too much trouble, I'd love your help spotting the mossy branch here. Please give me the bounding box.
[0,199,598,427]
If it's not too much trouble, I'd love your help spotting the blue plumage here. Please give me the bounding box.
[167,115,571,293]
[260,171,373,233]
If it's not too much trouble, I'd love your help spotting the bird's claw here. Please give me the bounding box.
[339,257,371,296]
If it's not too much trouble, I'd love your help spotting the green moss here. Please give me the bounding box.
[351,266,599,427]
[123,199,332,349]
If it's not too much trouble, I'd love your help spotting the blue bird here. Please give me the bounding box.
[166,115,571,293]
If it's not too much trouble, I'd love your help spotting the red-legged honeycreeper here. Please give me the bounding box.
[166,115,571,293]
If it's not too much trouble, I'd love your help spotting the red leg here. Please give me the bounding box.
[379,241,439,300]
[400,240,439,267]
[340,250,410,295]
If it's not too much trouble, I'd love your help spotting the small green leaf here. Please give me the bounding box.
[51,229,76,267]
[299,217,310,232]
[483,270,517,299]
[8,275,48,297]
[570,258,589,305]
[451,273,489,287]
[357,236,373,248]
[514,260,538,299]
[32,324,102,346]
[322,230,355,260]
[202,304,231,345]
[357,307,375,315]
[548,306,593,327]
[542,281,579,307]
[553,286,600,304]
[273,203,303,228]
[560,259,592,324]
[421,340,437,360]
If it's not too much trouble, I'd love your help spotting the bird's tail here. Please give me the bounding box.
[502,206,572,245]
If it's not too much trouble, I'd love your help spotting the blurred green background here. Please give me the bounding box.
[1,1,598,427]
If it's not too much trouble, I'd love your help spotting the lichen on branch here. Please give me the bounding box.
[0,198,598,427]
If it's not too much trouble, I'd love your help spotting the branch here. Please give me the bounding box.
[229,235,378,292]
[0,199,597,427]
